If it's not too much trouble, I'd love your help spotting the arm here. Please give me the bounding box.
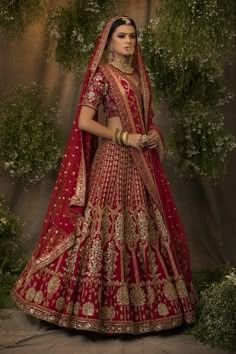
[78,105,113,139]
[79,106,142,148]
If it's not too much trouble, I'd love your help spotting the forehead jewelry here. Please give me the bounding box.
[120,16,131,25]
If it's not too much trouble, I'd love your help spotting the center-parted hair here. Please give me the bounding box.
[107,17,137,43]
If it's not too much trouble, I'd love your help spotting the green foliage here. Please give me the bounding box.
[0,0,45,39]
[0,199,26,309]
[168,102,236,178]
[47,0,119,74]
[0,83,64,184]
[190,268,236,351]
[140,0,236,180]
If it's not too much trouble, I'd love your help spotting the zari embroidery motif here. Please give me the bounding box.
[47,275,61,295]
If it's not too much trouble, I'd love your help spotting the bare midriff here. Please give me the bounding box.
[106,116,122,130]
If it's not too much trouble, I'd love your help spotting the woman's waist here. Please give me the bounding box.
[106,116,122,130]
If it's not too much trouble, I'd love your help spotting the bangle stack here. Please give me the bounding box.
[112,128,129,146]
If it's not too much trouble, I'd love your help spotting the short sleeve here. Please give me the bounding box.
[81,68,108,110]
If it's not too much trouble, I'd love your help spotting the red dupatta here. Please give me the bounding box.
[31,16,192,287]
[32,16,119,271]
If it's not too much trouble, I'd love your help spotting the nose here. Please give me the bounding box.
[126,35,131,43]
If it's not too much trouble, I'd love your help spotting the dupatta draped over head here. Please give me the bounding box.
[32,16,193,288]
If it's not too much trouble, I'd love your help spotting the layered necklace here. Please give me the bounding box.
[110,58,134,74]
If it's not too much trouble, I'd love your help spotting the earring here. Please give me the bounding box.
[107,47,114,64]
[129,47,134,65]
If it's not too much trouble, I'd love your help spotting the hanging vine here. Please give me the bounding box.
[140,0,236,179]
[47,0,120,74]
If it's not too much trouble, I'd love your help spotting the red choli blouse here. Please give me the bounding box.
[81,67,120,118]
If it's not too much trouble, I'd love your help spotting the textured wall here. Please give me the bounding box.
[0,0,235,269]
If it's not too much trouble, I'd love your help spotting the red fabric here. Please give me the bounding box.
[99,64,192,286]
[11,16,198,334]
[30,16,192,288]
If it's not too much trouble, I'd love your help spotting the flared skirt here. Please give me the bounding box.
[12,141,197,334]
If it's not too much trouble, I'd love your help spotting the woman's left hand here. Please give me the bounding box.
[146,130,160,149]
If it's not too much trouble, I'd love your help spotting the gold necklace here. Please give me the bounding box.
[110,58,134,75]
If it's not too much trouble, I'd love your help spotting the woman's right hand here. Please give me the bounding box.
[127,134,143,149]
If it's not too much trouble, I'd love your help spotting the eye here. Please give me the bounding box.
[130,33,137,39]
[117,34,125,38]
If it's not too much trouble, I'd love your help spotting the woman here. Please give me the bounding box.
[12,16,198,335]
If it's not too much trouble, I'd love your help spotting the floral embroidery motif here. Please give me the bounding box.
[82,302,95,316]
[86,238,103,277]
[34,290,43,304]
[176,278,188,298]
[117,286,129,306]
[101,306,115,320]
[47,275,61,295]
[104,241,118,280]
[130,285,146,306]
[67,301,73,315]
[147,284,155,304]
[56,297,65,311]
[163,280,178,301]
[25,287,36,301]
[158,303,169,316]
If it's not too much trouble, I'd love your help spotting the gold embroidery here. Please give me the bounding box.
[86,238,102,277]
[104,241,118,280]
[158,303,169,316]
[70,146,86,207]
[153,207,169,242]
[114,213,123,242]
[101,306,115,320]
[147,285,155,304]
[130,285,145,306]
[117,286,129,305]
[15,277,23,290]
[176,278,188,298]
[34,290,43,304]
[47,275,61,295]
[82,302,95,316]
[149,249,160,278]
[56,296,65,311]
[67,301,73,314]
[137,210,149,242]
[25,287,36,301]
[163,280,178,301]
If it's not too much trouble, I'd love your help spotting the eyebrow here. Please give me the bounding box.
[116,32,136,35]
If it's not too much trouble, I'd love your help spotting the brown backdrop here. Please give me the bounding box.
[0,0,235,270]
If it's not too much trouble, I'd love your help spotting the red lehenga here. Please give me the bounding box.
[12,16,198,334]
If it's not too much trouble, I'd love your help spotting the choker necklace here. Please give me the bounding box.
[110,58,134,75]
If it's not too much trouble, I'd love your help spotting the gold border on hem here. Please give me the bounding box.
[11,289,195,335]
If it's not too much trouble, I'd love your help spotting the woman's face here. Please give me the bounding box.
[109,24,136,60]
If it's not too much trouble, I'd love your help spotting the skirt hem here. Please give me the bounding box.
[11,289,195,335]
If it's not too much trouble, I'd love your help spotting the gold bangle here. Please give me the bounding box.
[116,129,123,145]
[112,128,118,143]
[121,131,129,146]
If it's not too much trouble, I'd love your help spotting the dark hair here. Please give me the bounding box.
[107,17,137,43]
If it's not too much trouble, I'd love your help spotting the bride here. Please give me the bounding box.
[12,15,198,335]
